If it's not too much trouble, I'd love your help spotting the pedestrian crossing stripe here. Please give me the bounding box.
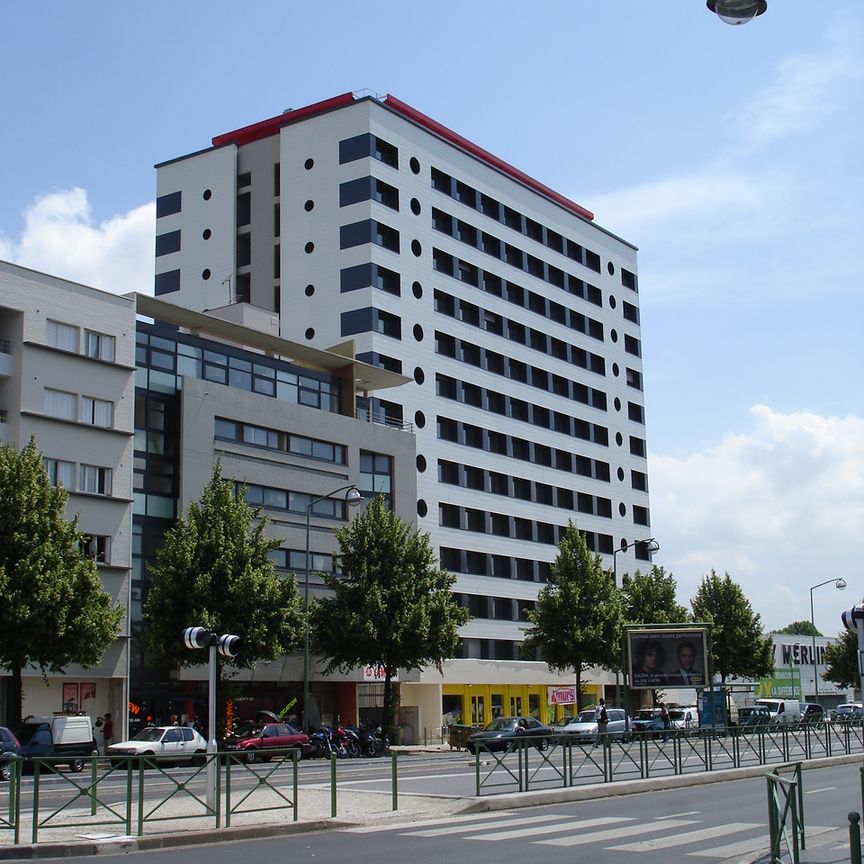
[609,822,763,851]
[401,813,605,837]
[534,818,698,847]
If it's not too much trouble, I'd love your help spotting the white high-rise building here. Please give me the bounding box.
[154,92,654,727]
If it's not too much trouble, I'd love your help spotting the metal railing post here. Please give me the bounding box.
[90,750,98,816]
[391,749,398,811]
[849,812,862,864]
[330,753,337,818]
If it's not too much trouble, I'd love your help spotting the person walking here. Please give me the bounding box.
[102,713,114,752]
[594,698,609,743]
[659,703,670,743]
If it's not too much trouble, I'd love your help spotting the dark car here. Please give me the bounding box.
[0,726,21,781]
[223,717,309,762]
[738,705,772,728]
[466,716,553,754]
[800,703,824,725]
[632,709,664,736]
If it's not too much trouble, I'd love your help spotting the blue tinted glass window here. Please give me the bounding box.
[155,230,181,256]
[156,191,182,218]
[155,270,180,295]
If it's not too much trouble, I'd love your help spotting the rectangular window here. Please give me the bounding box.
[155,269,181,295]
[46,319,78,353]
[85,330,116,362]
[338,133,398,168]
[155,191,182,218]
[155,230,181,256]
[629,436,646,457]
[44,458,74,488]
[81,396,114,428]
[79,464,113,496]
[624,334,641,357]
[43,388,77,420]
[339,176,373,207]
[360,450,393,506]
[82,534,111,564]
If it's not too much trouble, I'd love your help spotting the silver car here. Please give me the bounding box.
[557,708,631,743]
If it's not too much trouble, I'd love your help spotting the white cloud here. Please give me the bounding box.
[729,18,864,153]
[649,406,864,634]
[0,188,155,296]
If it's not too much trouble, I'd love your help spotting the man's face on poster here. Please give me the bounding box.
[678,643,696,671]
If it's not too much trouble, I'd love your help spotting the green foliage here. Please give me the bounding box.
[310,496,469,735]
[691,570,774,683]
[774,620,822,637]
[621,566,690,626]
[822,629,858,688]
[0,439,122,728]
[521,523,623,709]
[144,463,304,672]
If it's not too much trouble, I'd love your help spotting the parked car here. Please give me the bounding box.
[800,703,825,725]
[755,698,802,724]
[223,721,310,762]
[108,725,207,765]
[738,705,772,729]
[557,708,630,743]
[668,706,699,730]
[632,709,665,737]
[16,715,97,772]
[0,726,21,781]
[466,716,554,754]
[830,703,863,724]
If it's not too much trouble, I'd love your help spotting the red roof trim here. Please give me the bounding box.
[209,91,593,222]
[211,92,356,148]
[384,94,594,222]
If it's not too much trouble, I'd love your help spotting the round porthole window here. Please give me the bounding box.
[607,261,615,275]
[304,242,314,254]
[413,324,424,341]
[410,157,421,175]
[416,454,427,472]
[304,200,314,212]
[614,397,621,411]
[411,239,422,257]
[616,432,623,446]
[611,329,618,343]
[414,367,425,385]
[412,281,423,299]
[414,411,426,429]
[305,284,315,297]
[619,502,627,516]
[617,467,625,481]
[202,228,212,240]
[202,269,211,280]
[304,158,314,170]
[417,499,428,517]
[410,198,421,215]
[305,327,315,340]
[202,189,212,201]
[612,363,620,377]
[609,295,616,309]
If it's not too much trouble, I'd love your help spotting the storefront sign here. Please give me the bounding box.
[363,665,398,682]
[547,687,576,705]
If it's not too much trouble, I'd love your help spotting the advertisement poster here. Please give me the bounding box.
[628,627,709,689]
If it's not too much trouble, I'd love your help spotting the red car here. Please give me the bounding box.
[223,714,309,762]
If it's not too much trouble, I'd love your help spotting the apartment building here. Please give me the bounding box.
[153,92,655,728]
[130,295,416,734]
[0,261,135,731]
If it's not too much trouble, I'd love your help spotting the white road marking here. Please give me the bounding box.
[656,810,701,819]
[687,826,834,858]
[610,822,760,851]
[533,818,698,847]
[401,813,588,837]
[806,786,836,794]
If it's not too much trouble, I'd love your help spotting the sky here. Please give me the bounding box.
[1,2,861,637]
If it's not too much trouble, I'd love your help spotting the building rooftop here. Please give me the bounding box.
[206,91,595,224]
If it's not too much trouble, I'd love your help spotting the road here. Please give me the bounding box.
[50,763,860,864]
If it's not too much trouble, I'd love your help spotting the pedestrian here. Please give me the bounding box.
[660,703,670,743]
[102,713,114,751]
[595,698,609,742]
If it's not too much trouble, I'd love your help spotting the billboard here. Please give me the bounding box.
[628,627,709,689]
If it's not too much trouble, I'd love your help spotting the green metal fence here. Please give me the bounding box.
[766,762,804,864]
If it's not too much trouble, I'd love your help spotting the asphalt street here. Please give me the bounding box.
[30,763,861,864]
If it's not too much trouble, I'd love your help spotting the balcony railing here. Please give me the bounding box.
[356,408,414,433]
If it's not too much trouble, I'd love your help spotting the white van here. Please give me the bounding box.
[755,699,801,725]
[17,715,97,772]
[668,706,700,729]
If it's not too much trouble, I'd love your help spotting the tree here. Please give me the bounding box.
[0,438,123,728]
[775,621,821,637]
[822,630,858,689]
[144,463,304,700]
[691,570,774,684]
[310,496,468,737]
[621,565,690,626]
[521,522,623,711]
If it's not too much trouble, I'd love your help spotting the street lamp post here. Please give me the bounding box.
[809,578,846,701]
[303,484,362,733]
[613,537,660,712]
[706,0,767,25]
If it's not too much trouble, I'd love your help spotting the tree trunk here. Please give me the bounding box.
[7,662,23,729]
[575,667,582,712]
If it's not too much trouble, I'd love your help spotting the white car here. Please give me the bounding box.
[668,706,700,729]
[108,726,207,765]
[557,708,631,743]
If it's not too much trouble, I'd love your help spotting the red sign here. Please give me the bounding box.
[548,687,576,705]
[363,665,398,682]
